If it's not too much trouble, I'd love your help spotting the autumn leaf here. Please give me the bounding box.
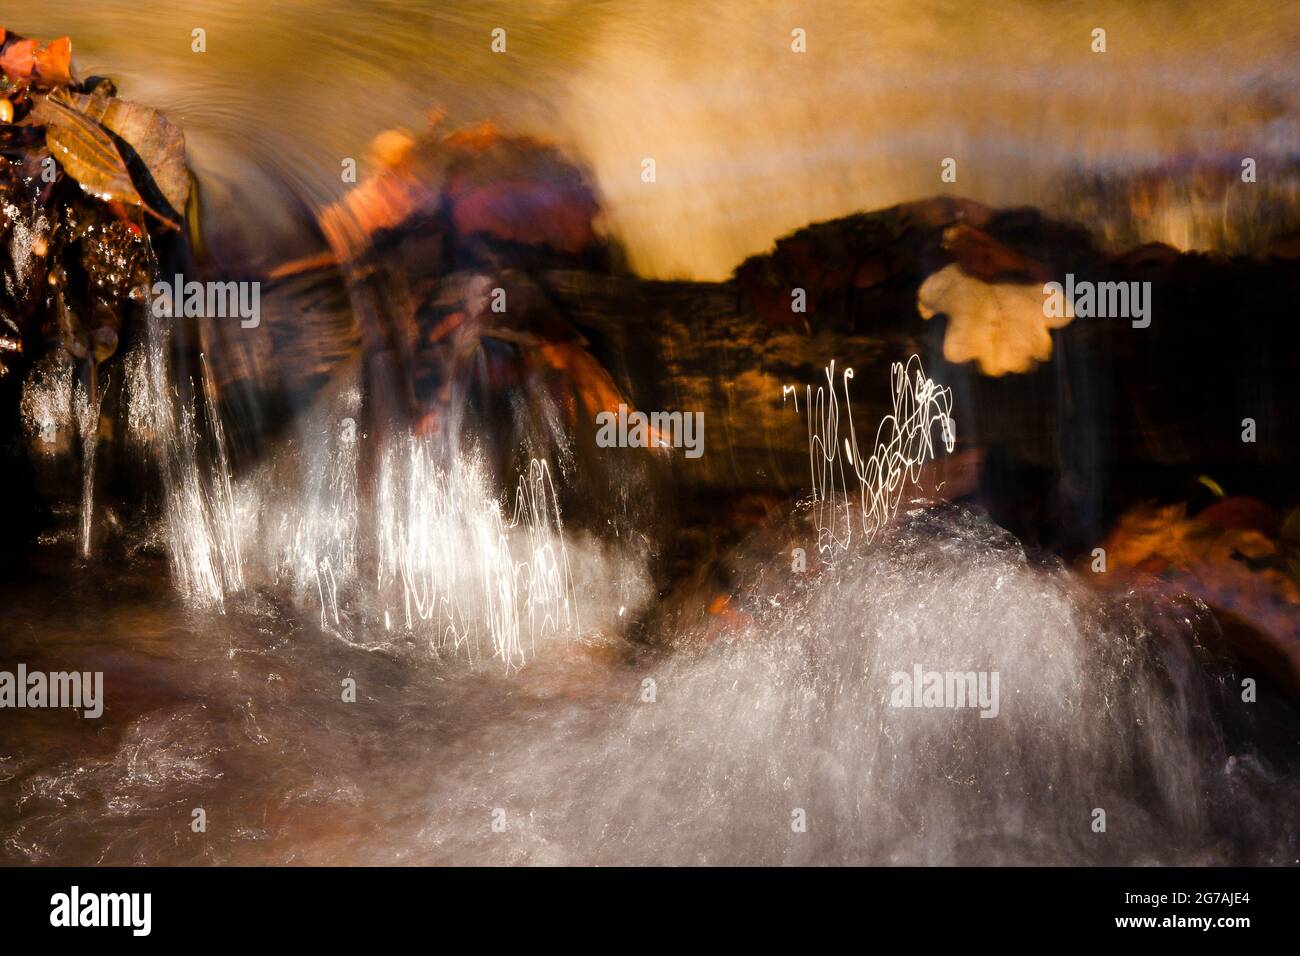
[34,37,73,86]
[68,91,189,216]
[0,33,74,87]
[0,39,37,82]
[32,89,180,228]
[33,90,141,203]
[939,223,1051,283]
[917,264,1070,376]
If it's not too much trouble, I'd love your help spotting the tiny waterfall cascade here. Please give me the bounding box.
[122,305,578,671]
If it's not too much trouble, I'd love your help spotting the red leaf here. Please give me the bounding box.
[0,32,75,87]
[0,39,37,82]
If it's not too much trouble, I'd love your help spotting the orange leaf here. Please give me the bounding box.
[0,38,37,82]
[34,37,73,86]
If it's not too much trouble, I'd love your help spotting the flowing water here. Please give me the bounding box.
[4,500,1297,865]
[10,0,1300,275]
[2,0,1299,865]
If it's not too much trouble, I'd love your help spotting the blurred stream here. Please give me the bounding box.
[10,0,1300,275]
[1,0,1298,865]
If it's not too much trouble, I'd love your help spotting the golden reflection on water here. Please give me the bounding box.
[11,0,1300,276]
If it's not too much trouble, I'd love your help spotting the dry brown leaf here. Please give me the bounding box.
[68,92,189,216]
[32,90,180,228]
[33,91,143,204]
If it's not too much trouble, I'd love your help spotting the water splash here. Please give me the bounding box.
[2,197,48,300]
[319,505,1291,866]
[73,375,105,559]
[19,352,73,458]
[370,438,575,670]
[20,353,104,557]
[124,328,579,669]
[273,407,361,632]
[784,355,955,554]
[125,319,245,609]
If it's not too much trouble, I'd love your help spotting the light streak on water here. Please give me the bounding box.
[73,375,105,559]
[785,355,955,554]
